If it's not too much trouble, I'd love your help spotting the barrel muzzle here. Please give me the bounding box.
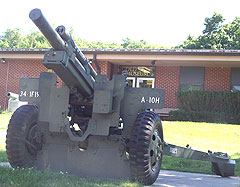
[6,92,19,100]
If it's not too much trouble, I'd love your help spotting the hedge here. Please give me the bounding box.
[170,90,240,124]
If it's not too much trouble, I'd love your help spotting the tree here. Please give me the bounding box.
[121,38,164,49]
[0,29,50,48]
[178,13,240,49]
[225,17,240,49]
[24,31,50,48]
[203,13,224,34]
[0,28,25,48]
[121,38,147,48]
[0,28,167,49]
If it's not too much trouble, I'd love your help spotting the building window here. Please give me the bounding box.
[231,67,240,91]
[180,67,204,91]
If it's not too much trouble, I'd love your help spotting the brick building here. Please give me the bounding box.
[0,48,240,112]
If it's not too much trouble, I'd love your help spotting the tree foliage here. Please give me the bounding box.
[1,13,239,50]
[121,38,163,48]
[25,31,51,48]
[73,37,122,49]
[0,29,25,48]
[0,28,165,49]
[178,13,240,49]
[0,29,51,48]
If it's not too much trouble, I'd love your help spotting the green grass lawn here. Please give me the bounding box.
[0,167,140,187]
[0,111,11,129]
[161,121,240,176]
[0,143,7,162]
[162,121,240,156]
[0,112,239,185]
[0,112,10,162]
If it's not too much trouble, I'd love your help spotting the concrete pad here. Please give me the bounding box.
[154,170,240,187]
[0,162,10,168]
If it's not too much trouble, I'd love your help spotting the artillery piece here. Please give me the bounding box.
[6,8,235,185]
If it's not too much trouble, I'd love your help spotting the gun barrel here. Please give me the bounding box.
[56,26,97,79]
[55,26,71,44]
[29,9,65,50]
[6,92,19,100]
[29,8,95,99]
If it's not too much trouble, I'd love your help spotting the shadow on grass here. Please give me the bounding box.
[1,150,239,176]
[0,167,141,187]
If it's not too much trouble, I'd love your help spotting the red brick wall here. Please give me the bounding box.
[155,66,180,108]
[0,59,113,110]
[0,59,47,110]
[97,61,111,79]
[0,58,234,111]
[204,67,231,91]
[91,61,111,79]
[0,60,8,110]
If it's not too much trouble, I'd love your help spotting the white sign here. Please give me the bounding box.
[20,91,39,98]
[141,97,160,104]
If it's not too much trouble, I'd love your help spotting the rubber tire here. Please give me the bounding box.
[129,111,163,185]
[6,104,39,168]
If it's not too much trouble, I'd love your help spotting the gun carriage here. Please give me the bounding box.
[6,9,235,185]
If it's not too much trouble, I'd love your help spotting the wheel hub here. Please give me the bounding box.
[26,124,42,155]
[150,129,163,171]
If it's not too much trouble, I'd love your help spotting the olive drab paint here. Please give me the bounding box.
[7,8,235,186]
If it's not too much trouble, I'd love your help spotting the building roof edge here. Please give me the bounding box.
[0,48,240,56]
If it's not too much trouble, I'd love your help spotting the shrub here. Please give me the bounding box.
[172,91,240,124]
[169,110,228,123]
[176,91,240,114]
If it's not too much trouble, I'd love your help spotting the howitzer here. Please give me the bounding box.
[6,92,19,100]
[6,8,235,185]
[6,92,28,113]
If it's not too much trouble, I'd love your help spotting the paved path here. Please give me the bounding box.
[0,162,10,167]
[0,162,239,186]
[155,170,240,187]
